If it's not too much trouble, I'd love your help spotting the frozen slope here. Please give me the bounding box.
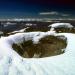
[0,31,75,75]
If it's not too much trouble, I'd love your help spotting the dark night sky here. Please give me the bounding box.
[0,0,75,18]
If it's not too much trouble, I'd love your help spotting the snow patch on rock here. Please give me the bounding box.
[48,23,73,28]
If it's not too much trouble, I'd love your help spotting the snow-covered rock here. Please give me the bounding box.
[48,23,73,28]
[3,22,16,27]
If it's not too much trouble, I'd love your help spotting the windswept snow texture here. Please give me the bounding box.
[0,23,75,75]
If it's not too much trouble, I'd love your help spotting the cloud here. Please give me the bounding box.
[39,11,59,15]
[61,14,69,16]
[39,11,70,16]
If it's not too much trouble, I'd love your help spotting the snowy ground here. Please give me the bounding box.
[0,23,75,75]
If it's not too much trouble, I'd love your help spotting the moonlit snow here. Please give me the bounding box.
[0,23,75,75]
